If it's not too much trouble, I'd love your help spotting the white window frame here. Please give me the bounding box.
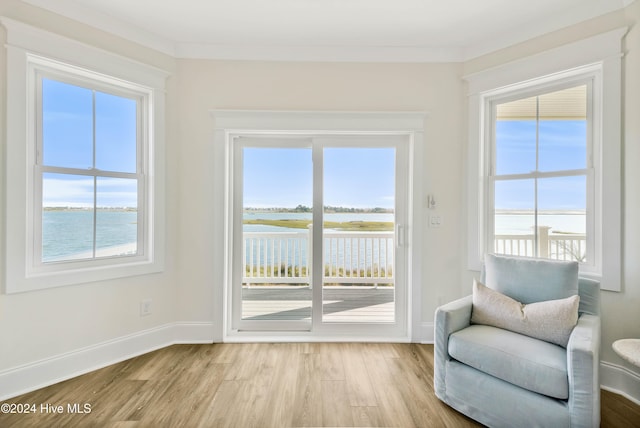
[487,77,596,268]
[229,133,410,338]
[465,28,626,291]
[2,18,168,293]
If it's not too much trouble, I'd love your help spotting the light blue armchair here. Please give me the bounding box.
[434,254,601,428]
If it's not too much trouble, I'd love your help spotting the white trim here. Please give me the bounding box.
[230,134,410,338]
[464,29,624,292]
[463,28,628,95]
[0,17,171,86]
[419,322,435,344]
[15,1,177,57]
[176,43,462,63]
[0,322,215,401]
[222,332,412,343]
[211,110,426,341]
[601,361,640,406]
[2,18,168,293]
[212,110,427,133]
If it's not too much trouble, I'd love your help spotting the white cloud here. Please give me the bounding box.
[42,176,137,207]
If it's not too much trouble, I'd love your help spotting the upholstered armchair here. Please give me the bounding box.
[434,254,601,428]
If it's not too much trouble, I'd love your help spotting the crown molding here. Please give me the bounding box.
[19,0,634,63]
[176,43,464,62]
[19,0,177,56]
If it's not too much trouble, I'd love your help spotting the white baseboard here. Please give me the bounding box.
[601,360,640,405]
[418,321,434,344]
[0,321,215,401]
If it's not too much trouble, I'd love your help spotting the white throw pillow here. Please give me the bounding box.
[471,279,580,347]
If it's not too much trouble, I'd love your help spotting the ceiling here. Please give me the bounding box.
[21,0,634,62]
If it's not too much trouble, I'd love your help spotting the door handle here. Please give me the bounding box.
[396,224,405,247]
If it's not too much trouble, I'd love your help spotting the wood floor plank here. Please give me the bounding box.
[340,343,379,407]
[257,343,300,428]
[222,343,264,381]
[601,389,640,428]
[139,364,227,426]
[321,380,354,427]
[196,380,244,428]
[291,353,324,427]
[1,343,638,428]
[360,344,418,428]
[351,405,387,427]
[318,342,346,381]
[233,343,281,428]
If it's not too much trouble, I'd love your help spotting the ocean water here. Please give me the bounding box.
[43,210,138,262]
[495,213,586,235]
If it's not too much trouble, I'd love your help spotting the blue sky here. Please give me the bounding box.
[43,76,587,212]
[42,78,138,207]
[494,119,587,211]
[243,147,395,209]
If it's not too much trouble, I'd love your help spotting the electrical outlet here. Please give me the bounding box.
[140,299,152,316]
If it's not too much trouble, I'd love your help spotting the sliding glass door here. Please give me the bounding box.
[321,146,397,324]
[230,134,408,337]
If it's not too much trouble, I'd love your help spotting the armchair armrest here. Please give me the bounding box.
[434,295,473,399]
[435,295,473,338]
[567,313,601,428]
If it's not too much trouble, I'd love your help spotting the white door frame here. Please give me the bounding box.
[211,110,426,342]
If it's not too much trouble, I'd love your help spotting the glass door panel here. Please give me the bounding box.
[239,146,314,326]
[322,147,396,323]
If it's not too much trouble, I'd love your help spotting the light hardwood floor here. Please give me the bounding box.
[1,343,639,427]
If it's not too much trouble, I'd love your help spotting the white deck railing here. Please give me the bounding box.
[243,231,394,285]
[495,226,586,262]
[324,231,394,284]
[243,231,310,284]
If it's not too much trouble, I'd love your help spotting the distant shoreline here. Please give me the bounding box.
[44,207,137,212]
[244,218,393,231]
[245,206,393,214]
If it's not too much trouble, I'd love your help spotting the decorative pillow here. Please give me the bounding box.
[471,279,580,347]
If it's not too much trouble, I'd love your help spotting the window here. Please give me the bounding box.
[465,28,625,291]
[37,74,143,264]
[3,18,168,293]
[490,84,591,263]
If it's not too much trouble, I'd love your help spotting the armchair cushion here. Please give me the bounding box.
[471,279,580,347]
[483,254,579,304]
[449,324,569,399]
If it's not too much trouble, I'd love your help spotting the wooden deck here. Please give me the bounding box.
[242,286,395,322]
